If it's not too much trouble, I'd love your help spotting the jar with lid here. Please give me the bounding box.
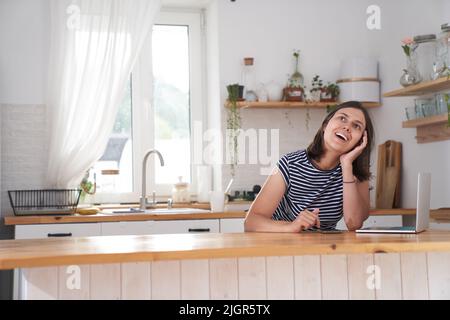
[436,23,450,76]
[413,34,436,81]
[241,57,257,101]
[172,176,190,203]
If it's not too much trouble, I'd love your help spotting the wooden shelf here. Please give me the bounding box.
[402,114,448,128]
[384,77,450,143]
[402,114,450,143]
[384,77,450,97]
[225,101,380,109]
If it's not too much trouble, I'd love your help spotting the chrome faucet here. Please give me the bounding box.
[140,149,164,210]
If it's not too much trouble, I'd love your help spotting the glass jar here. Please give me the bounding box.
[413,34,436,81]
[241,57,257,101]
[435,92,450,114]
[172,176,189,203]
[436,23,450,76]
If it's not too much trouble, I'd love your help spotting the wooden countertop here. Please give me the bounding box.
[2,230,450,270]
[3,211,247,225]
[5,208,444,226]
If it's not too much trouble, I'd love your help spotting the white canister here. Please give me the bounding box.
[209,191,225,212]
[337,79,380,103]
[339,57,378,79]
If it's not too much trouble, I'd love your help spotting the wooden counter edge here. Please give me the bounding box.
[2,237,450,270]
[4,208,450,226]
[3,211,248,225]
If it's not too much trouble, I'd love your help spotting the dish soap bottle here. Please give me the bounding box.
[172,176,190,203]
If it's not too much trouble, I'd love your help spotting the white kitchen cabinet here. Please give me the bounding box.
[429,221,450,230]
[336,215,402,230]
[15,223,102,239]
[220,218,245,233]
[152,219,219,234]
[14,222,101,300]
[101,221,157,236]
[102,219,219,236]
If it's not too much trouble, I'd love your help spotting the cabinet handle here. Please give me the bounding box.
[47,232,72,237]
[188,228,210,233]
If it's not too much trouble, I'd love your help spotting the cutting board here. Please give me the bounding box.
[376,140,402,209]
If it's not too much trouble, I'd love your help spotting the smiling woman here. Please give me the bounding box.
[245,101,375,233]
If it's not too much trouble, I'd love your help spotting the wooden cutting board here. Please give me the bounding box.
[376,140,402,208]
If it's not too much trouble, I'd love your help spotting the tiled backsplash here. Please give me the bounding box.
[1,104,48,221]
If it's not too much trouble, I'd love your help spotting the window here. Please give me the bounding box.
[89,11,204,203]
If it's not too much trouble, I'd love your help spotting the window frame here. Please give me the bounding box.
[89,10,205,204]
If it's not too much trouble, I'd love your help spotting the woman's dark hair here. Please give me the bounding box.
[306,101,374,181]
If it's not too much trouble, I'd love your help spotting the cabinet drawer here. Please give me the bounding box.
[15,223,101,239]
[153,219,219,234]
[101,221,157,236]
[220,218,245,233]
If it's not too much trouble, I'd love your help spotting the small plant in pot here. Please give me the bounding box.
[226,84,242,177]
[309,75,323,102]
[283,49,304,102]
[283,78,304,101]
[320,82,340,102]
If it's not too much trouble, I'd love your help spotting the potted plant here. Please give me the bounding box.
[284,78,304,101]
[226,84,241,177]
[309,75,323,102]
[283,49,304,102]
[321,82,340,102]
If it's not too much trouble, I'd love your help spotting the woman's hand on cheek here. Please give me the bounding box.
[339,130,368,167]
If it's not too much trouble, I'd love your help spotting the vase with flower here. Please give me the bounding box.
[400,37,422,86]
[284,49,305,101]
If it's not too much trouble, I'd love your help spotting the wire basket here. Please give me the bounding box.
[8,189,82,216]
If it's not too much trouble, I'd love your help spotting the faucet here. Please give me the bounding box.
[140,149,164,210]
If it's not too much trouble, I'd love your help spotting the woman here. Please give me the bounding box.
[245,101,374,232]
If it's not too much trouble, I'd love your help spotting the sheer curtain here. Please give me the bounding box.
[46,0,161,188]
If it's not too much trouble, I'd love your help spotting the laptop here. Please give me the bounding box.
[356,172,431,234]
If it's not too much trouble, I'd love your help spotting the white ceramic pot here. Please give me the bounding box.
[337,80,380,103]
[265,81,283,101]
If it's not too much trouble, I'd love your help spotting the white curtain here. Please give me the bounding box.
[46,0,161,188]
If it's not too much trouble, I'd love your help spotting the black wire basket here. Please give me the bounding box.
[8,189,82,216]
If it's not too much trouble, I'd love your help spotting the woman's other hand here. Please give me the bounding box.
[291,208,320,232]
[339,130,368,167]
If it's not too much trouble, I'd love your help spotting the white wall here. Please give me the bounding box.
[217,0,449,208]
[0,0,49,105]
[0,0,49,235]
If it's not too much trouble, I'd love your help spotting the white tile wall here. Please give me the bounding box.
[1,104,48,222]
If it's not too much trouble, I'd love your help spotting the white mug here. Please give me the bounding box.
[209,191,225,212]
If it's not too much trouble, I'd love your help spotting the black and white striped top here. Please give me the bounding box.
[273,149,344,230]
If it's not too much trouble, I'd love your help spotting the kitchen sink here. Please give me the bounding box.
[102,208,211,215]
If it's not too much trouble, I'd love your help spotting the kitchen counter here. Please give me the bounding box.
[3,210,246,225]
[3,230,450,299]
[2,230,450,270]
[5,208,448,226]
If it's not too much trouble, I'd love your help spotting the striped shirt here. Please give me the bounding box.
[273,149,343,230]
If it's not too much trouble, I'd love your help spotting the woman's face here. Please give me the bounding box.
[323,107,366,154]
